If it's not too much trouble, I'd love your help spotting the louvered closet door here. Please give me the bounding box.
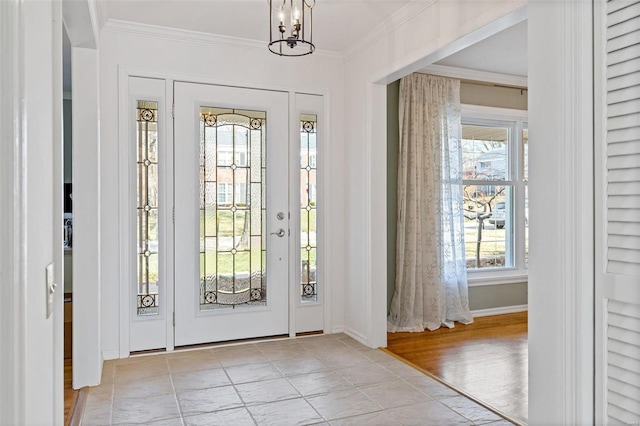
[595,0,640,423]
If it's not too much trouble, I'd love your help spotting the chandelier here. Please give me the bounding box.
[268,0,315,57]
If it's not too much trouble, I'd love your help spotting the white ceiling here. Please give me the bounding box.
[62,1,527,92]
[100,0,413,54]
[434,20,528,77]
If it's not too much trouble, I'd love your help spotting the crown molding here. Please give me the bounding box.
[420,64,528,88]
[94,0,108,31]
[62,0,97,48]
[97,1,441,61]
[101,19,344,60]
[87,0,102,47]
[342,0,438,61]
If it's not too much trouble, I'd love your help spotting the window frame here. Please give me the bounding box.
[217,182,232,205]
[461,104,529,286]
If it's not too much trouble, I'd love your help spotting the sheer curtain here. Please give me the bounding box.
[388,73,473,332]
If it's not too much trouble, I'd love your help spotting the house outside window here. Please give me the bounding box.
[217,182,247,206]
[216,126,249,167]
[461,106,528,279]
[217,182,232,205]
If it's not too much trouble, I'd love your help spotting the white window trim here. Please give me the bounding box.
[462,104,528,121]
[461,104,529,285]
[468,272,528,287]
[235,182,247,204]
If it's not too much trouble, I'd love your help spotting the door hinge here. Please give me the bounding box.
[172,207,175,223]
[173,312,175,327]
[172,103,175,118]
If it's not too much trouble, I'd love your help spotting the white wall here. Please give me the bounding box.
[23,4,57,420]
[72,46,103,387]
[98,25,346,356]
[342,0,526,347]
[24,4,59,420]
[63,0,104,390]
[0,3,22,421]
[91,0,528,358]
[0,1,63,423]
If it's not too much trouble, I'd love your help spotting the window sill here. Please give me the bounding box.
[467,270,528,287]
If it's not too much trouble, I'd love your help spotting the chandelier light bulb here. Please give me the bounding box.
[278,10,286,33]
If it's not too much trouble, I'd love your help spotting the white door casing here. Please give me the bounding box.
[0,0,64,421]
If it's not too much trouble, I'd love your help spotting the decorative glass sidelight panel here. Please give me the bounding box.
[136,101,159,315]
[300,115,317,302]
[199,106,267,310]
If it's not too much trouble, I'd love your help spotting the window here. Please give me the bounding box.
[136,100,160,316]
[217,182,233,205]
[461,109,528,275]
[300,115,317,302]
[217,182,247,206]
[199,107,266,309]
[234,182,247,205]
[216,126,248,167]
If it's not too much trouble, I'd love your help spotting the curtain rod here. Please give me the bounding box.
[414,72,528,94]
[460,78,528,93]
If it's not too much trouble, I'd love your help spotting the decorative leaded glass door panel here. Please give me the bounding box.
[174,83,289,346]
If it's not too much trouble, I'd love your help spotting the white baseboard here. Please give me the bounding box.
[102,350,120,360]
[330,325,344,334]
[342,326,369,347]
[471,304,528,317]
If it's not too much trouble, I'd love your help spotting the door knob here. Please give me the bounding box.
[270,228,286,237]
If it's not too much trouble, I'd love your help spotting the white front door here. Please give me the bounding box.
[173,82,290,346]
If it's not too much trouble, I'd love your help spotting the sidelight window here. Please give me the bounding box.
[136,101,160,316]
[300,115,317,302]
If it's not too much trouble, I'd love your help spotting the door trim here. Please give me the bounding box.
[528,1,595,423]
[117,67,332,356]
[0,1,27,421]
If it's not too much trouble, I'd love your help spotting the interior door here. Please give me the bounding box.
[174,82,289,347]
[594,1,640,423]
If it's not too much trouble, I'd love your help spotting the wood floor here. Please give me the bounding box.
[64,358,79,426]
[386,312,528,425]
[64,299,78,426]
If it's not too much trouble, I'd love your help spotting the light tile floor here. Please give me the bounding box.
[82,334,514,425]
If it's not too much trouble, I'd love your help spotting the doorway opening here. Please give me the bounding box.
[384,19,529,425]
